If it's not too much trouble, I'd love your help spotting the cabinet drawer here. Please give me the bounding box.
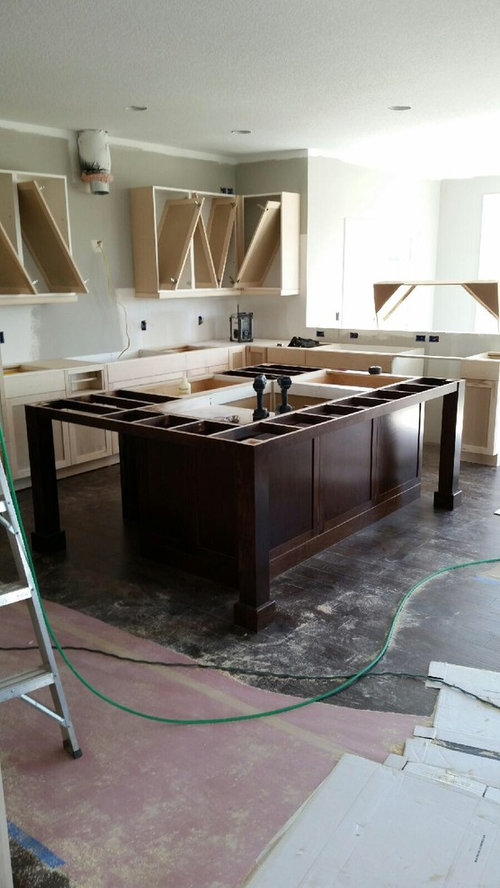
[4,368,65,398]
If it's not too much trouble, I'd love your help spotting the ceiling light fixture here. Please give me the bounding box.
[231,129,251,135]
[388,105,412,111]
[125,105,148,112]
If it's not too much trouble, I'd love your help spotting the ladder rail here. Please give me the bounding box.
[0,442,81,758]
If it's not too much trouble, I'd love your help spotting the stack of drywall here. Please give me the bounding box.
[242,662,500,887]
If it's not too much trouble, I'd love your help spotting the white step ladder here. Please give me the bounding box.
[0,445,81,758]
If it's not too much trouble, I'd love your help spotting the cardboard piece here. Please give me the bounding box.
[242,752,500,887]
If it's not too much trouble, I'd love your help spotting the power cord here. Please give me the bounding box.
[1,648,500,714]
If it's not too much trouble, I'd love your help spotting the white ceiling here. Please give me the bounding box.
[3,0,500,178]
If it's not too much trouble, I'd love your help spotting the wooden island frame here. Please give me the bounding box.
[25,371,464,632]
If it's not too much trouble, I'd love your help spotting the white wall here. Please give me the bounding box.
[306,155,441,332]
[435,175,500,332]
[235,155,308,340]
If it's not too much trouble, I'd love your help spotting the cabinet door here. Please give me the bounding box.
[157,198,202,290]
[462,380,497,453]
[17,181,88,293]
[246,346,267,365]
[0,221,36,295]
[206,197,238,284]
[235,201,281,288]
[5,393,70,479]
[67,424,114,465]
[229,347,246,370]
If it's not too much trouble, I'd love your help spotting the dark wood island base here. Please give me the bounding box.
[25,372,464,632]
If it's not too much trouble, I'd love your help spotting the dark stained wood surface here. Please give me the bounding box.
[25,375,464,630]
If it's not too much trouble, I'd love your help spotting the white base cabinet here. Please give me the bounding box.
[460,354,500,465]
[3,363,116,485]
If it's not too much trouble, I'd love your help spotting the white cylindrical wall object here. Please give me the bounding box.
[77,129,113,194]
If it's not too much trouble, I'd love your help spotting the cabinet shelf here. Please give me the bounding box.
[0,170,88,304]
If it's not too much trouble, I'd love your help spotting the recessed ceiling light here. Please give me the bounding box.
[388,105,412,112]
[231,129,252,135]
[125,105,148,112]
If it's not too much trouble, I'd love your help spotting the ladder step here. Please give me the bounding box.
[0,666,55,703]
[0,582,32,607]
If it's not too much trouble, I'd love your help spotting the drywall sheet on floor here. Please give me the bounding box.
[414,660,500,753]
[402,737,500,788]
[242,752,500,887]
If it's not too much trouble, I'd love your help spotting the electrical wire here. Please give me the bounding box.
[97,240,131,361]
[3,641,500,714]
[2,419,500,725]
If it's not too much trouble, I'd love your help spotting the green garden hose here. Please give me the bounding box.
[1,420,498,726]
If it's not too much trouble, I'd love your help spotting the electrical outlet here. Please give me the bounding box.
[0,331,4,344]
[198,315,203,325]
[415,334,426,342]
[316,330,325,337]
[429,335,440,343]
[91,239,102,253]
[349,331,359,339]
[140,320,147,331]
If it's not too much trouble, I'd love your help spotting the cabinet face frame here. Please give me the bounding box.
[0,169,87,304]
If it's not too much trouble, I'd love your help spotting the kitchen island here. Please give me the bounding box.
[25,367,464,631]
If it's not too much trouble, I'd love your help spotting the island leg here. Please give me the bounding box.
[434,381,464,510]
[25,406,66,552]
[233,448,276,631]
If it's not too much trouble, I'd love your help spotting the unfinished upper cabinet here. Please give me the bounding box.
[235,192,300,295]
[130,186,238,298]
[0,170,88,305]
[129,186,300,298]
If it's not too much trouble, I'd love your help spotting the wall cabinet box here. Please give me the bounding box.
[0,170,87,304]
[236,192,300,295]
[129,186,299,299]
